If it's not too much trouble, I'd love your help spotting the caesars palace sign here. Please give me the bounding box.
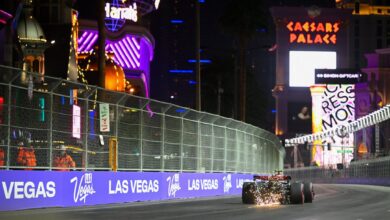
[286,21,340,45]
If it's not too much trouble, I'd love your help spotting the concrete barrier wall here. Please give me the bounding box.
[0,171,253,211]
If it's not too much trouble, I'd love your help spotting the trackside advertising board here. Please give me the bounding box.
[0,171,252,211]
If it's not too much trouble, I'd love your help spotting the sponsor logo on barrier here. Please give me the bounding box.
[108,179,159,194]
[235,178,252,189]
[70,173,96,203]
[223,174,232,193]
[167,173,181,197]
[188,178,218,191]
[2,181,56,199]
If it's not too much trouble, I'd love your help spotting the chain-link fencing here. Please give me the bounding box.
[285,156,390,185]
[0,65,284,173]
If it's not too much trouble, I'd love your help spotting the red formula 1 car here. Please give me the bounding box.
[242,171,314,205]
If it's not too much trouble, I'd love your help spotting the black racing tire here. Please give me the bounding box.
[290,182,304,204]
[304,182,314,203]
[242,182,256,204]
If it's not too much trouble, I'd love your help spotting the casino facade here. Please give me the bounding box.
[270,5,387,167]
[74,0,160,97]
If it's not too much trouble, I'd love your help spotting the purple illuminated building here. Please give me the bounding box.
[75,0,158,97]
[77,19,155,97]
[7,0,160,97]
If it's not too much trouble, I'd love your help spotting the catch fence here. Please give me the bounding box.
[0,65,284,173]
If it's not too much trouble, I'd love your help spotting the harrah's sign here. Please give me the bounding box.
[105,2,138,22]
[286,21,340,44]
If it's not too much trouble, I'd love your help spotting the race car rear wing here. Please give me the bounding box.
[253,175,291,181]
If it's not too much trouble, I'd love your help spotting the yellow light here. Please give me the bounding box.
[275,129,283,136]
[310,85,326,166]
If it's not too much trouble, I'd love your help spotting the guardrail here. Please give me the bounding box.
[0,65,284,173]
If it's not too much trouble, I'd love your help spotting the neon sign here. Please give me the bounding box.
[105,2,138,22]
[286,21,340,44]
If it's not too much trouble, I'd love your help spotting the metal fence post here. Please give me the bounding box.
[48,80,62,171]
[244,131,248,172]
[161,111,166,171]
[211,124,215,172]
[197,120,201,172]
[115,102,119,170]
[139,110,143,171]
[48,91,54,170]
[180,117,184,172]
[83,87,96,171]
[84,97,89,170]
[235,129,239,173]
[6,73,20,170]
[115,94,126,170]
[223,126,227,173]
[6,80,12,170]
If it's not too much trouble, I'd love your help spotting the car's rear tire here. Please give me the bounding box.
[304,182,314,203]
[290,182,304,204]
[242,182,256,204]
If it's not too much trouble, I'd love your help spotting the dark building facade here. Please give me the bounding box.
[336,0,390,68]
[149,0,198,108]
[149,0,276,127]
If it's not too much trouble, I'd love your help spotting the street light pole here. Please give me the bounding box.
[195,0,201,111]
[98,0,106,88]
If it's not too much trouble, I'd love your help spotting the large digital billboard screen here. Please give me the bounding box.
[289,51,337,87]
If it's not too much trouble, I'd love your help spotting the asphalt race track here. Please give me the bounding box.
[1,184,390,220]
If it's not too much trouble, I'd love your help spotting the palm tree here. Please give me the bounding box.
[219,0,266,122]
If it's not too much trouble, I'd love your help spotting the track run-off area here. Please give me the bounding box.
[1,184,389,220]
